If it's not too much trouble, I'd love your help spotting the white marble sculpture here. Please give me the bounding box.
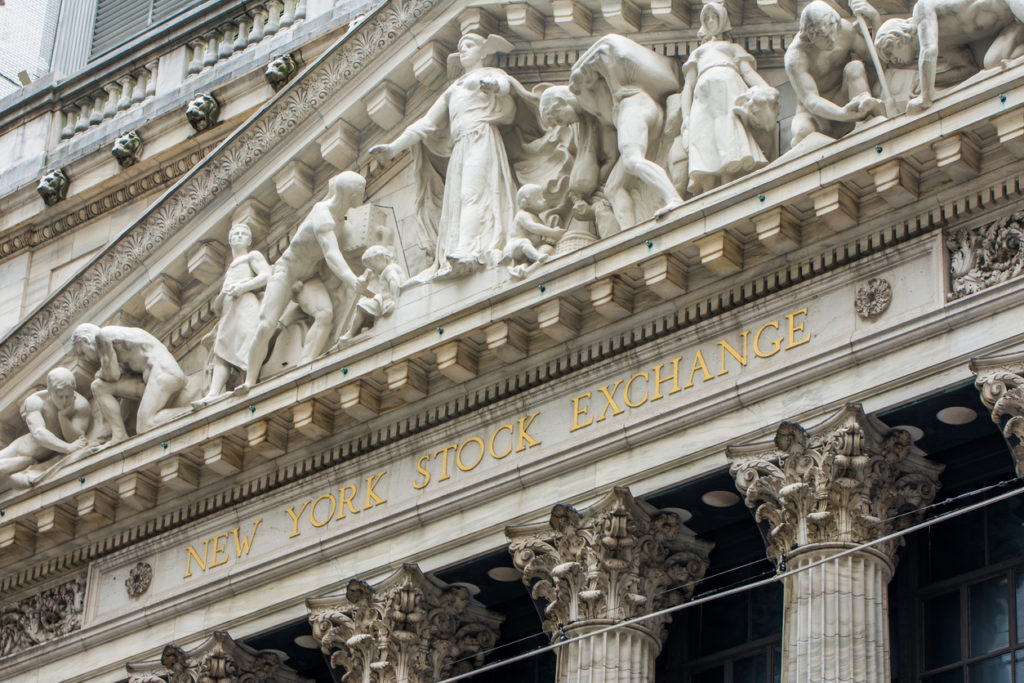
[538,86,621,239]
[681,0,780,194]
[369,32,566,281]
[241,171,366,391]
[193,224,270,408]
[875,0,1024,113]
[568,34,684,226]
[0,368,98,491]
[785,0,886,146]
[70,324,190,444]
[504,184,566,278]
[337,245,406,345]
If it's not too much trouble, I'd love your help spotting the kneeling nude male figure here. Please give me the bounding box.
[71,323,188,444]
[240,171,367,391]
[0,368,97,490]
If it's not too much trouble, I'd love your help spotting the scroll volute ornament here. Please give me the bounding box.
[125,630,304,682]
[506,487,713,644]
[307,564,503,683]
[971,351,1024,477]
[727,404,943,566]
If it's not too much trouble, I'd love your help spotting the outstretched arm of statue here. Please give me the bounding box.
[369,88,450,161]
[786,53,854,121]
[23,401,79,454]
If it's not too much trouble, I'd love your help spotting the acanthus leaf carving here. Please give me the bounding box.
[971,351,1024,477]
[947,210,1024,299]
[727,403,943,566]
[125,630,306,682]
[0,573,85,659]
[307,564,503,683]
[506,487,713,646]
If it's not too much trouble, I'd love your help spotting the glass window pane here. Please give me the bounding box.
[967,653,1011,682]
[699,592,747,655]
[692,665,725,683]
[926,591,962,669]
[1014,650,1024,680]
[988,498,1024,565]
[734,653,767,683]
[927,509,985,583]
[1017,573,1024,644]
[772,644,782,683]
[923,670,964,683]
[970,577,1009,657]
[750,582,783,641]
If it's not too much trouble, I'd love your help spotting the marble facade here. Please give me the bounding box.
[0,0,1023,681]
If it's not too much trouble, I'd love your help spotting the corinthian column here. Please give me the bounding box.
[307,564,503,683]
[727,404,943,683]
[506,487,713,683]
[972,351,1024,477]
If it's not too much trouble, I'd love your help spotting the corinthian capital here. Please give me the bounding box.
[727,403,943,566]
[307,564,503,683]
[972,351,1024,477]
[506,487,713,645]
[126,630,303,682]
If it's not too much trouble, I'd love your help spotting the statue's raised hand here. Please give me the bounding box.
[369,143,396,162]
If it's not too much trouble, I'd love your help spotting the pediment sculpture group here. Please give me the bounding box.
[3,0,1022,492]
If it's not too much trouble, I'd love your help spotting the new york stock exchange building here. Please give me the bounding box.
[8,0,1024,680]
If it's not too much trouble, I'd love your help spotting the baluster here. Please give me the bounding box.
[219,24,235,59]
[102,82,121,119]
[280,0,295,28]
[294,0,307,21]
[89,93,105,125]
[116,75,135,112]
[249,6,267,44]
[203,31,220,68]
[187,40,206,75]
[265,0,282,35]
[75,98,92,132]
[60,105,79,140]
[132,68,148,104]
[145,60,158,98]
[234,17,251,52]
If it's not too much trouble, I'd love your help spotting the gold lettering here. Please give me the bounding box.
[364,471,387,509]
[208,532,230,568]
[434,445,456,482]
[650,358,683,401]
[285,500,311,538]
[785,308,811,350]
[413,455,431,490]
[337,484,360,518]
[489,424,514,458]
[516,412,541,452]
[310,493,337,527]
[570,393,593,432]
[457,437,485,471]
[684,350,713,388]
[183,539,210,578]
[754,321,783,358]
[717,331,750,376]
[232,519,262,557]
[623,372,648,408]
[596,381,625,421]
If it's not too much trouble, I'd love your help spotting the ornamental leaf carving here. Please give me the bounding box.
[947,211,1024,299]
[727,404,943,566]
[0,0,434,387]
[307,564,503,683]
[506,487,713,646]
[125,630,306,683]
[0,573,85,659]
[971,352,1024,477]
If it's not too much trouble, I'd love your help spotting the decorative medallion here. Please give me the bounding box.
[125,561,153,598]
[854,277,892,318]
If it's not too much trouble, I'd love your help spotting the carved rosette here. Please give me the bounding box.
[506,487,713,646]
[971,351,1024,477]
[854,277,892,319]
[947,210,1024,299]
[125,561,153,598]
[727,404,943,566]
[0,573,85,658]
[125,630,306,682]
[307,564,503,683]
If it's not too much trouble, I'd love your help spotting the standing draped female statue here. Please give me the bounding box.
[370,32,565,281]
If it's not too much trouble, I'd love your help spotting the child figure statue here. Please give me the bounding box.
[503,184,566,279]
[336,246,405,345]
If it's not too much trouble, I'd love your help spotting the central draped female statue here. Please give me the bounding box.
[370,32,567,281]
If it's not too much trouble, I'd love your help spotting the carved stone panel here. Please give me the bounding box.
[0,573,85,658]
[947,210,1024,299]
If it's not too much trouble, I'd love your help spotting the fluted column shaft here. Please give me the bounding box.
[559,622,660,683]
[781,545,892,683]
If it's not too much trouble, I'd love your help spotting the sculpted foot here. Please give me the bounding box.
[654,199,685,217]
[233,383,252,397]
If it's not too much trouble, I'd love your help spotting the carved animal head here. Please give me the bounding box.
[265,53,298,91]
[185,93,219,132]
[733,85,780,134]
[111,130,143,167]
[36,168,69,206]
